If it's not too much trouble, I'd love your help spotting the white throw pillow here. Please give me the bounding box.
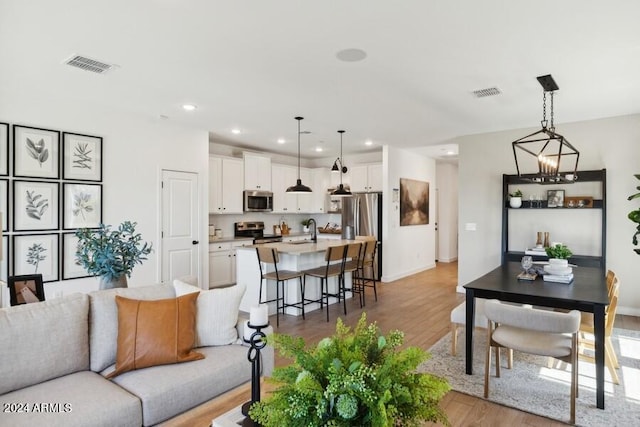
[173,279,246,346]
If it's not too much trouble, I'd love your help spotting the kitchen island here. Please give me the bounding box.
[236,239,356,317]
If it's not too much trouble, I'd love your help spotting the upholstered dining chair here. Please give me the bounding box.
[484,299,581,425]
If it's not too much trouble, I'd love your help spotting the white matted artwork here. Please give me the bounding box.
[62,232,91,280]
[0,122,8,176]
[63,132,103,181]
[13,233,59,282]
[0,179,8,231]
[1,235,8,282]
[13,125,60,179]
[63,183,102,229]
[13,180,59,231]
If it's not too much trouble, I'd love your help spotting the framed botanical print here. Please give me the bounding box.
[0,122,8,176]
[8,274,45,305]
[62,232,90,280]
[13,233,59,282]
[0,179,8,231]
[63,183,102,229]
[63,132,103,181]
[13,180,59,231]
[1,235,8,282]
[13,125,60,179]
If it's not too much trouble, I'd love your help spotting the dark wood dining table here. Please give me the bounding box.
[464,262,609,409]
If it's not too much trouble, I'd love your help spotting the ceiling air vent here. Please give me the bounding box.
[64,54,116,74]
[472,87,501,98]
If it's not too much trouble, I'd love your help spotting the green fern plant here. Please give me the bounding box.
[249,313,450,427]
[628,174,640,255]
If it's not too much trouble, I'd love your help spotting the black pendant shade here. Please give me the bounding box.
[286,116,312,193]
[331,130,352,197]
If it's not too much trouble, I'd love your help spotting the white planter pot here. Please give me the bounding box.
[548,258,569,268]
[509,197,522,208]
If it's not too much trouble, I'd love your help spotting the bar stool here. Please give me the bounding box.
[256,246,304,327]
[302,244,347,322]
[342,242,364,311]
[354,236,378,305]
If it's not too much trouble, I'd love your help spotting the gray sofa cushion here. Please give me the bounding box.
[108,345,251,426]
[88,284,176,372]
[0,371,141,427]
[0,293,89,395]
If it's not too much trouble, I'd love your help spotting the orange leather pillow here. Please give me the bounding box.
[107,293,204,378]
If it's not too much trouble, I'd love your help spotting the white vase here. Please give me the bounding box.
[509,197,522,208]
[303,226,309,233]
[548,258,569,268]
[99,275,128,290]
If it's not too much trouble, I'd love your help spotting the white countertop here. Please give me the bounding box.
[239,239,358,255]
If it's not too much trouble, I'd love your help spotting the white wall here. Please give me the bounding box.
[0,92,209,299]
[455,113,640,314]
[436,162,458,262]
[382,145,437,281]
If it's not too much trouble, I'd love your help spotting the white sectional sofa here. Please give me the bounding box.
[0,283,273,427]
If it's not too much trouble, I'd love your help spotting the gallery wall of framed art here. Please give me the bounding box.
[0,121,103,283]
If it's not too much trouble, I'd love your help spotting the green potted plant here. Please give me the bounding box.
[75,221,153,289]
[301,218,311,233]
[628,174,640,255]
[509,189,523,208]
[249,313,450,427]
[545,243,573,268]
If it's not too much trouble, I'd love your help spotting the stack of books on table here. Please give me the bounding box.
[524,247,548,256]
[544,273,574,284]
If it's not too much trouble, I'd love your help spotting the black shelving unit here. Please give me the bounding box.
[501,169,606,268]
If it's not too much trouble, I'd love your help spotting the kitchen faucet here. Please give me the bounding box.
[307,218,317,242]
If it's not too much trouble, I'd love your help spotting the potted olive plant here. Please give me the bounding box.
[75,221,153,289]
[249,313,450,427]
[628,174,640,255]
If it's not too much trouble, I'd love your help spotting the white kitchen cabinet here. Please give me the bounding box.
[209,241,252,288]
[311,168,330,213]
[271,164,314,213]
[244,153,272,191]
[350,163,382,192]
[209,156,244,214]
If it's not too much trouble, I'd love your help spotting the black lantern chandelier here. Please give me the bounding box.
[286,116,312,193]
[512,75,580,183]
[331,130,352,197]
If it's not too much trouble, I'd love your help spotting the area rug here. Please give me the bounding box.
[419,328,640,426]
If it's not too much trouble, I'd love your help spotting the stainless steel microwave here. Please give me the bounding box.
[243,190,273,212]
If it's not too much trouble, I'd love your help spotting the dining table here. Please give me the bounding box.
[463,262,609,409]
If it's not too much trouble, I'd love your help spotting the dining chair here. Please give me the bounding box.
[450,299,489,356]
[256,246,304,327]
[354,235,378,305]
[341,242,364,311]
[302,244,347,322]
[484,299,581,425]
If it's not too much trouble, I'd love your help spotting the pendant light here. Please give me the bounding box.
[286,116,312,193]
[332,130,352,197]
[512,75,579,183]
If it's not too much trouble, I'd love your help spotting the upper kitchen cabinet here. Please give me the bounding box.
[311,168,330,213]
[272,164,315,213]
[209,156,244,214]
[350,163,382,192]
[244,153,272,191]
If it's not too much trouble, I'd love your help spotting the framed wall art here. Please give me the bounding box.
[8,274,45,306]
[62,232,91,280]
[13,180,59,231]
[63,183,102,229]
[547,189,565,208]
[1,235,8,282]
[13,233,59,282]
[399,178,429,226]
[13,125,60,179]
[0,179,8,231]
[63,132,103,181]
[0,122,8,176]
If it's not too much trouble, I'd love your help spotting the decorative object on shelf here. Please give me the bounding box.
[62,132,103,181]
[547,189,564,208]
[241,305,270,427]
[286,116,312,193]
[13,233,59,282]
[13,125,61,179]
[511,75,579,184]
[63,183,102,229]
[75,221,152,289]
[13,180,60,231]
[331,130,352,197]
[8,274,45,305]
[249,313,450,427]
[564,196,593,208]
[543,231,550,248]
[400,178,429,225]
[628,173,640,255]
[509,189,523,208]
[536,231,543,247]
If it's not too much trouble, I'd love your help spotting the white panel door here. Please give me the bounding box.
[161,170,200,284]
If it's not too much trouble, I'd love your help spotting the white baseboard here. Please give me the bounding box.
[618,305,640,317]
[381,263,436,283]
[437,256,458,263]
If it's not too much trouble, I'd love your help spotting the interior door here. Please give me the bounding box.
[161,170,200,284]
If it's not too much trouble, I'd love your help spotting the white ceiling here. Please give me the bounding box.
[1,1,639,160]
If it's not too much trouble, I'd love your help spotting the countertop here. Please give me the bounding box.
[208,231,311,244]
[238,239,358,255]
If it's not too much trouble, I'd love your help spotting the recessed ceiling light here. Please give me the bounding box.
[336,48,367,62]
[182,104,197,111]
[315,147,323,152]
[231,129,241,135]
[447,150,455,155]
[365,140,373,146]
[277,138,285,144]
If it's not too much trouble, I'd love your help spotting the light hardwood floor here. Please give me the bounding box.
[161,261,639,427]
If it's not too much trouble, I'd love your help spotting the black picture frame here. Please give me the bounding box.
[0,178,8,232]
[0,122,8,176]
[8,274,45,306]
[63,183,102,230]
[13,125,60,179]
[547,189,565,208]
[62,132,103,181]
[12,233,59,282]
[1,235,8,282]
[62,232,91,280]
[12,180,60,231]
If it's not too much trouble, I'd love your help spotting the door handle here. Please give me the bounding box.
[192,240,199,245]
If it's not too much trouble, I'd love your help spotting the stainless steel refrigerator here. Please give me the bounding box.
[341,192,382,277]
